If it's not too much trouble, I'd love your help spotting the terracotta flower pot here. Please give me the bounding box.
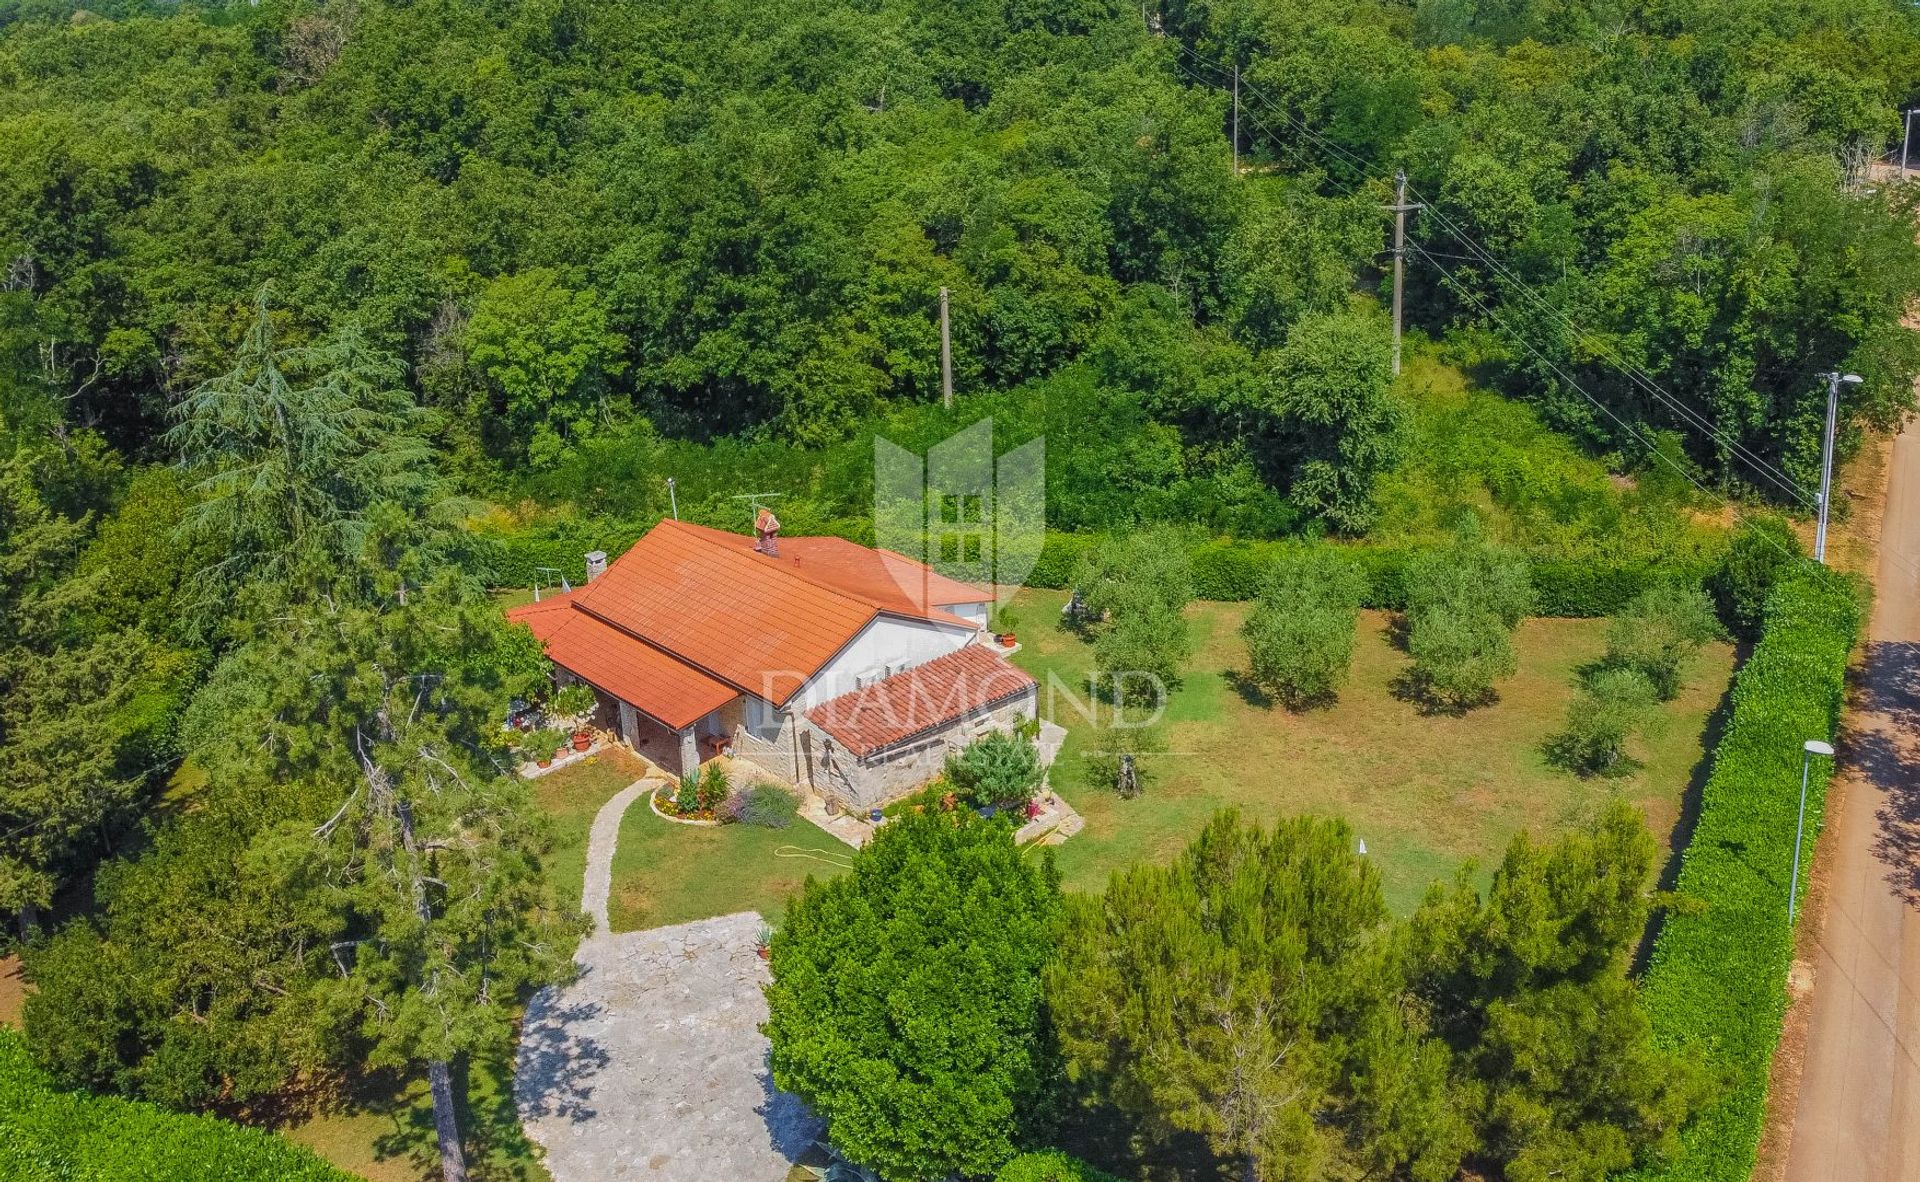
[756,945,771,961]
[999,632,1017,648]
[536,756,553,769]
[571,730,592,752]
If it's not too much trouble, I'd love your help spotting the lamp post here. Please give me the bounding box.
[1814,372,1862,563]
[1789,739,1836,925]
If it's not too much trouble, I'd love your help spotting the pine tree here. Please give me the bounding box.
[1048,811,1467,1182]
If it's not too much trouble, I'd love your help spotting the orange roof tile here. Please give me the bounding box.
[668,522,990,615]
[805,645,1036,759]
[506,520,991,717]
[514,608,737,731]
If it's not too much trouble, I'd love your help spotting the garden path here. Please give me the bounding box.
[517,779,821,1180]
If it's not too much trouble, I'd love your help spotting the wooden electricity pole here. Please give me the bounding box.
[1383,170,1424,377]
[939,285,953,408]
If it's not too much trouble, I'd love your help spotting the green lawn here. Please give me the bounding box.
[528,748,651,913]
[1003,589,1733,914]
[283,1053,547,1182]
[609,795,850,932]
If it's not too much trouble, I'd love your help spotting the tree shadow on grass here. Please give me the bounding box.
[1387,668,1498,717]
[361,1046,559,1182]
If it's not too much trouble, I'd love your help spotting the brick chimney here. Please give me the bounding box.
[753,507,781,557]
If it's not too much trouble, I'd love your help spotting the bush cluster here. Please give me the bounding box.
[995,1152,1124,1182]
[0,1031,347,1181]
[1630,567,1860,1182]
[730,783,800,829]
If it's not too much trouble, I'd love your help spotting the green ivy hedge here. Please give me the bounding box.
[477,518,1721,621]
[0,1031,349,1181]
[1627,566,1861,1182]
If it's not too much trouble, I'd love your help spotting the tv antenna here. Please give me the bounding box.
[729,492,784,516]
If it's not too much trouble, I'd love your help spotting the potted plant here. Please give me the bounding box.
[755,923,773,961]
[998,631,1017,648]
[551,683,598,750]
[523,728,564,769]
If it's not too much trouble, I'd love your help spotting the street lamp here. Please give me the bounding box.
[1789,739,1836,925]
[1814,372,1862,564]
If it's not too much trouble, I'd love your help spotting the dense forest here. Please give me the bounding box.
[0,0,1914,1178]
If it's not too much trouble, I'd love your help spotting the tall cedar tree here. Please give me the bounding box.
[764,811,1062,1181]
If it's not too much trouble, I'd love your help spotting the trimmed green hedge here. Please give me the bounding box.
[1628,566,1861,1182]
[0,1031,349,1181]
[996,1150,1126,1182]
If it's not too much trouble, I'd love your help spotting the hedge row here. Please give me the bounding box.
[0,1031,350,1181]
[1628,567,1861,1182]
[479,517,1720,621]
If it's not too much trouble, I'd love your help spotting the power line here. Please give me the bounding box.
[1408,241,1812,568]
[1166,38,1817,506]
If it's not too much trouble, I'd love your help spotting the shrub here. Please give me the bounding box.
[674,771,701,814]
[1708,514,1802,639]
[1630,566,1859,1182]
[1404,528,1533,630]
[550,682,597,722]
[765,813,1062,1181]
[0,1030,348,1181]
[696,763,732,813]
[734,783,799,829]
[943,730,1042,808]
[1402,529,1531,710]
[1606,583,1723,700]
[996,1151,1125,1182]
[520,727,568,762]
[1241,548,1365,708]
[1071,526,1195,621]
[1548,666,1658,776]
[1091,601,1188,704]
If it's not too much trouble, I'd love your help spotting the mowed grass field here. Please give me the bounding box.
[1003,588,1735,914]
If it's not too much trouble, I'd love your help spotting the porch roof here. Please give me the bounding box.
[805,644,1036,759]
[513,598,737,731]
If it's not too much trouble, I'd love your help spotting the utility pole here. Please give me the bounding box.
[666,476,678,520]
[939,286,953,409]
[1231,63,1239,179]
[1905,109,1915,176]
[1814,370,1861,563]
[1384,171,1424,377]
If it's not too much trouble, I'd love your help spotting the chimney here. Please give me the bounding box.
[585,550,608,581]
[753,507,781,557]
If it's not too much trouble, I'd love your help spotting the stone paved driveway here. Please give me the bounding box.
[516,778,820,1180]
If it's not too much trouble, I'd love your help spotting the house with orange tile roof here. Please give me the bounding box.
[506,517,1037,808]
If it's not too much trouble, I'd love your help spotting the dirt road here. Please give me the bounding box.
[1784,418,1920,1181]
